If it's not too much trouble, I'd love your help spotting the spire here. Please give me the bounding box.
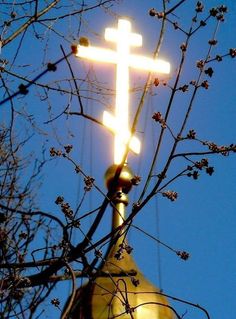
[67,165,174,319]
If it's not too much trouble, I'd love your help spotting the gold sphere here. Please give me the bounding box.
[104,164,134,194]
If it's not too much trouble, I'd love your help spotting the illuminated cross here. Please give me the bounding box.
[76,19,170,164]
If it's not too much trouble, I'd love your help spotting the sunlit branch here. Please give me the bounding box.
[171,148,236,159]
[0,51,73,107]
[0,203,68,242]
[131,224,178,255]
[61,262,77,319]
[0,258,61,269]
[60,44,84,114]
[2,0,60,47]
[37,1,116,22]
[165,0,187,15]
[139,15,222,209]
[65,111,103,126]
[138,18,190,203]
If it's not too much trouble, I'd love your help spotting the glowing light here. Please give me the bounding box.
[76,19,170,164]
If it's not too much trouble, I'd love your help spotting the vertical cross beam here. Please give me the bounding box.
[104,20,142,164]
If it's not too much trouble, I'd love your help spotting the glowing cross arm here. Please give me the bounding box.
[129,55,170,74]
[76,45,117,64]
[76,46,170,74]
[103,111,141,163]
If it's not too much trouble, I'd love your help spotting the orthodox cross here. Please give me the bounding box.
[76,19,170,164]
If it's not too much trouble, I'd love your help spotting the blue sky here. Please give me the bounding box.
[52,1,235,317]
[61,1,236,319]
[102,2,236,318]
[1,0,236,318]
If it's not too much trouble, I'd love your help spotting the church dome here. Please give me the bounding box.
[66,165,174,319]
[69,241,174,319]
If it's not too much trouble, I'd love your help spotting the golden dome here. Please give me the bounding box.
[66,165,174,319]
[69,243,174,319]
